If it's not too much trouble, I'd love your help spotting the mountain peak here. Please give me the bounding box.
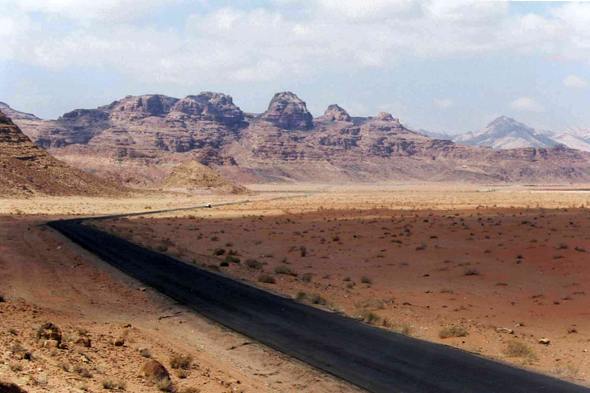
[261,92,313,130]
[320,104,351,122]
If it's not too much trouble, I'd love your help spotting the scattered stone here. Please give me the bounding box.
[74,337,92,348]
[43,339,59,348]
[141,359,170,382]
[496,327,514,334]
[539,338,550,345]
[36,322,62,345]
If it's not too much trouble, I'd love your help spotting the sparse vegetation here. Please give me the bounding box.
[274,266,296,276]
[74,365,93,378]
[258,274,276,284]
[156,378,175,392]
[301,272,313,282]
[464,268,480,276]
[309,294,327,305]
[245,259,263,269]
[300,246,307,257]
[503,341,537,364]
[356,310,381,325]
[439,325,468,338]
[170,354,193,370]
[213,248,225,256]
[556,242,569,250]
[360,276,372,284]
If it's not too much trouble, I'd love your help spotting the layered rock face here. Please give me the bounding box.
[10,92,590,185]
[260,92,313,130]
[0,111,125,196]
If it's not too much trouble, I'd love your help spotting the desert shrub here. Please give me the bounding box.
[225,242,233,247]
[156,378,175,392]
[296,291,307,301]
[575,246,586,252]
[343,276,351,282]
[354,298,385,310]
[552,363,579,379]
[102,380,116,390]
[416,242,427,251]
[170,354,192,370]
[213,248,225,256]
[74,365,93,378]
[228,249,239,256]
[360,276,372,284]
[440,288,454,294]
[439,326,468,338]
[301,272,313,282]
[333,236,340,242]
[156,245,168,252]
[225,255,241,264]
[356,310,380,325]
[556,242,569,250]
[464,269,480,276]
[346,283,355,289]
[503,341,537,363]
[245,259,263,269]
[211,236,219,241]
[391,324,411,335]
[0,294,5,302]
[274,266,296,276]
[309,294,327,305]
[219,261,229,267]
[138,348,151,358]
[258,274,276,284]
[300,246,307,257]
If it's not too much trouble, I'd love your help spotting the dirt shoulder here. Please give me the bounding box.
[0,216,362,393]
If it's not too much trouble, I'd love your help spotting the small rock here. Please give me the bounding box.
[568,328,578,334]
[539,338,550,345]
[114,337,125,347]
[141,359,170,382]
[44,339,59,348]
[496,327,514,334]
[74,337,92,348]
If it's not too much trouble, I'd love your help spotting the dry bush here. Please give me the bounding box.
[258,274,276,284]
[309,294,327,305]
[503,341,537,364]
[464,269,480,276]
[170,355,193,370]
[360,276,372,284]
[156,378,175,392]
[552,363,579,379]
[274,266,296,276]
[356,310,381,325]
[245,259,263,269]
[74,365,93,378]
[439,326,468,338]
[354,298,385,310]
[301,272,313,282]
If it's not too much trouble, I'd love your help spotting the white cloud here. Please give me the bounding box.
[316,0,417,21]
[229,60,283,82]
[435,99,454,108]
[510,97,545,113]
[564,74,588,90]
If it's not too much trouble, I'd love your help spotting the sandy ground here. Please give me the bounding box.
[90,184,590,388]
[3,184,590,391]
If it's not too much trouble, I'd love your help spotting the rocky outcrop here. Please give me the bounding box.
[316,104,352,122]
[171,92,244,127]
[261,92,313,130]
[0,110,126,196]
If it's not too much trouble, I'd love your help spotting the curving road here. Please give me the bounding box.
[48,202,589,393]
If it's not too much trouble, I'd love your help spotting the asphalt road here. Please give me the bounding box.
[48,217,589,393]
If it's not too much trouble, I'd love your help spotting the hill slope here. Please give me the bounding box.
[160,161,251,195]
[0,110,126,196]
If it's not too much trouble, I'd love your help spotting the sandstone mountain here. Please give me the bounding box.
[0,110,126,196]
[159,160,251,195]
[9,93,590,184]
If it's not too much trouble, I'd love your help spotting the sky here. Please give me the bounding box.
[0,0,589,134]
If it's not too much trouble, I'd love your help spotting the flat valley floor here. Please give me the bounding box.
[2,184,590,391]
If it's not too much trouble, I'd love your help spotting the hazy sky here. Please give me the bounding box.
[1,0,589,134]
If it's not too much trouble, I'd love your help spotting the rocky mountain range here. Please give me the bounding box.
[420,115,590,153]
[0,109,126,196]
[5,94,590,185]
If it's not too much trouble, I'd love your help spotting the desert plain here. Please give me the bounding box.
[2,184,590,392]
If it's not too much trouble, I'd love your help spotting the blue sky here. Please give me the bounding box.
[1,0,589,134]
